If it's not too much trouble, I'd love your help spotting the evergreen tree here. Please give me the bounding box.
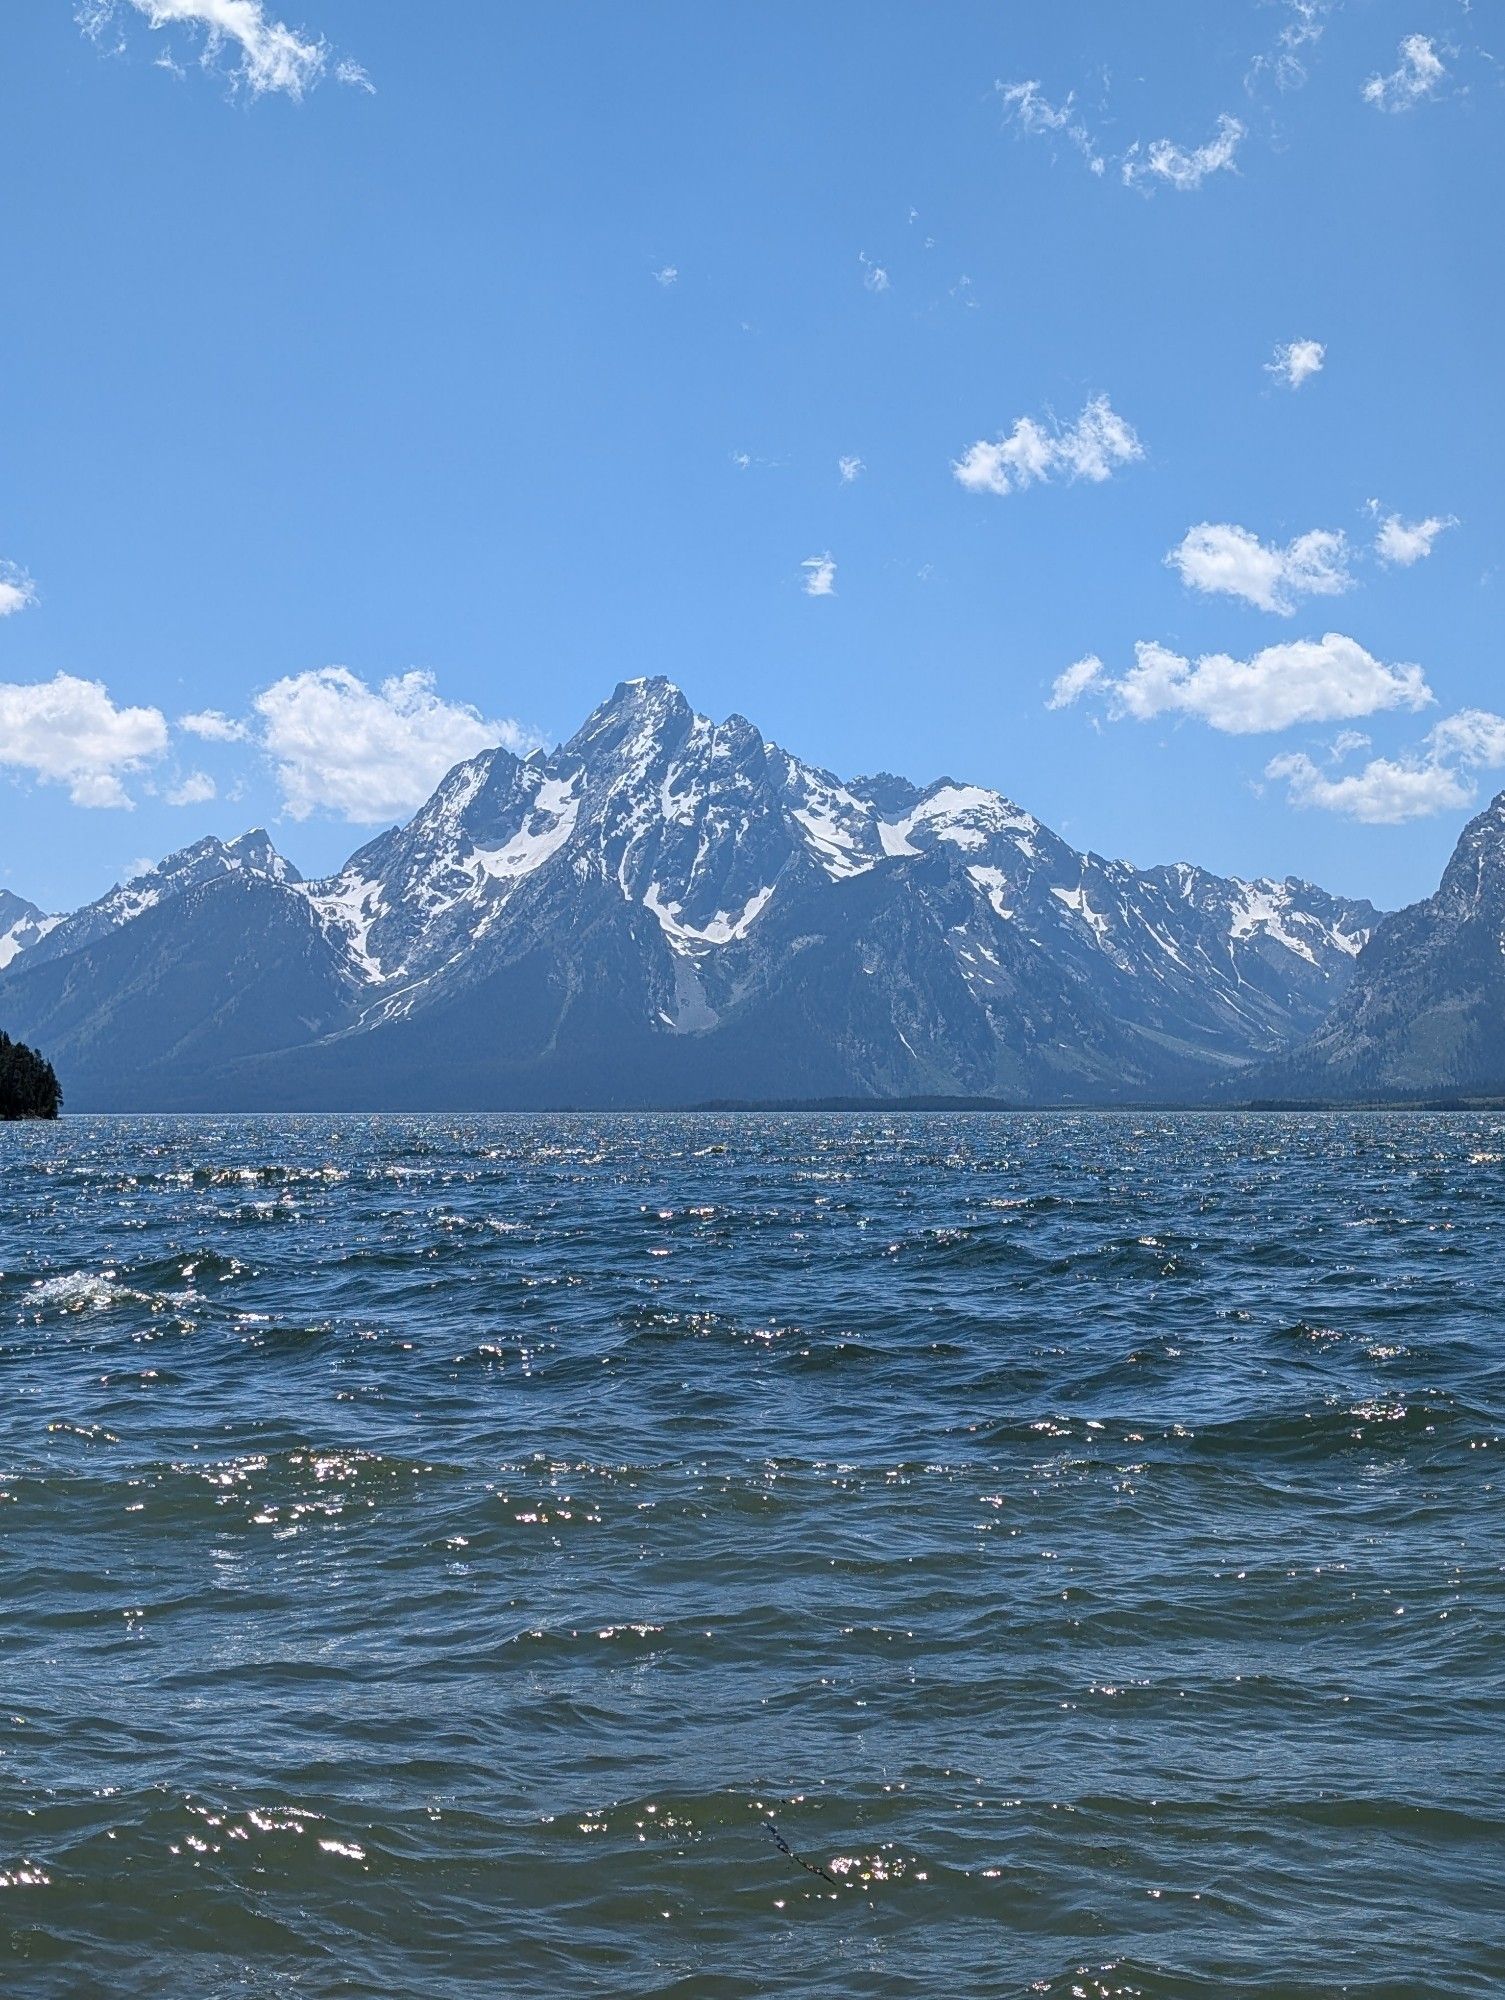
[0,1032,62,1120]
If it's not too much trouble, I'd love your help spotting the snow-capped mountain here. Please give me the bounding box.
[0,680,1383,1108]
[14,830,299,974]
[1254,789,1505,1102]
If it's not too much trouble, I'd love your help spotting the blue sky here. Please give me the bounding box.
[1,0,1499,911]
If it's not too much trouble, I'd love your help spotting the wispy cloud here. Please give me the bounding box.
[801,554,837,598]
[1046,657,1107,712]
[333,56,373,94]
[1371,506,1458,565]
[1363,34,1446,111]
[0,672,169,808]
[838,456,864,484]
[0,563,38,619]
[1167,522,1353,614]
[1048,633,1431,735]
[996,78,1105,176]
[1269,708,1505,822]
[1266,337,1325,389]
[1247,0,1334,92]
[79,0,363,100]
[954,396,1142,498]
[859,252,890,294]
[1122,114,1245,192]
[652,265,679,288]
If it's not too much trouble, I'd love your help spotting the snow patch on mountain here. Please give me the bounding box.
[0,902,58,971]
[471,773,580,886]
[881,784,1040,858]
[644,881,775,950]
[306,872,389,982]
[967,865,1016,921]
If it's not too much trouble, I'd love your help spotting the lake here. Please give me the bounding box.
[1,1113,1500,1997]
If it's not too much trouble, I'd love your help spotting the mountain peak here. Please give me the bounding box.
[566,676,695,764]
[226,828,301,884]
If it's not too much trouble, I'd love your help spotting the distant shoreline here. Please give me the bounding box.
[22,1093,1505,1118]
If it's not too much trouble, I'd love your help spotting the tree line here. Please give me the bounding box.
[0,1032,62,1119]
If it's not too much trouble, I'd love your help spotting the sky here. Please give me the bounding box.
[1,0,1500,913]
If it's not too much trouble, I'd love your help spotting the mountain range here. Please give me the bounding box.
[9,674,1483,1111]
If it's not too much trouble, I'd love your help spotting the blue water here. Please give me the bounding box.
[1,1113,1501,1998]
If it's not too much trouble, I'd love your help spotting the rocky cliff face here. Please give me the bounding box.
[0,679,1382,1109]
[1258,791,1505,1101]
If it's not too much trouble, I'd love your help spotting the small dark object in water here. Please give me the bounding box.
[765,1818,839,1887]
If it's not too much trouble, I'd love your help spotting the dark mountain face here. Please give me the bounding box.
[0,680,1384,1109]
[0,873,357,1104]
[1257,792,1505,1101]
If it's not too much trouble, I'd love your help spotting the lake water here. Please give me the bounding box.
[1,1113,1501,1998]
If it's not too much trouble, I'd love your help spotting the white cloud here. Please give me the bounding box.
[1248,1,1333,92]
[954,395,1143,497]
[333,57,373,93]
[1269,709,1505,823]
[166,770,217,806]
[0,563,38,618]
[1122,114,1244,191]
[1363,34,1446,112]
[1166,522,1353,614]
[180,707,251,742]
[1267,749,1471,822]
[838,455,864,483]
[859,252,890,293]
[652,265,679,287]
[1266,338,1325,388]
[801,554,837,598]
[996,78,1105,175]
[1429,709,1505,766]
[1051,633,1432,735]
[81,0,336,100]
[1046,656,1106,710]
[0,672,169,808]
[1373,509,1458,565]
[253,666,534,823]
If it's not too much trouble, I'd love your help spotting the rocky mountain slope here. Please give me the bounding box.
[1255,791,1505,1101]
[0,679,1382,1108]
[0,889,57,973]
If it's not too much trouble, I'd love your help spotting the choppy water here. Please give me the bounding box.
[1,1114,1502,1999]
